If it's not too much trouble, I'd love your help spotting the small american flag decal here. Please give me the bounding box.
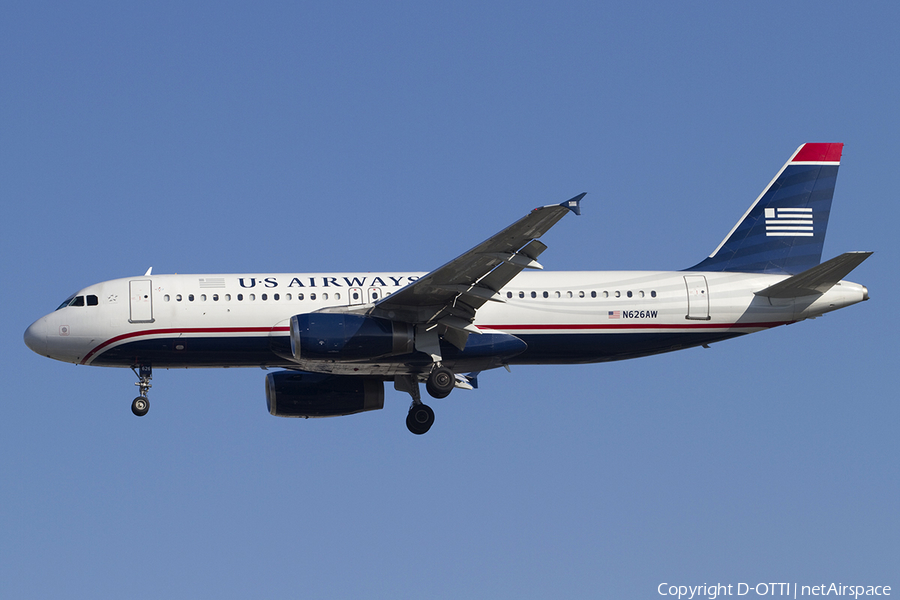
[199,277,226,288]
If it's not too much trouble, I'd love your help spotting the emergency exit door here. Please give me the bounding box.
[129,280,154,323]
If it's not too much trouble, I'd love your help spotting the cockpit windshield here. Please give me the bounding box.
[56,295,76,311]
[55,294,85,310]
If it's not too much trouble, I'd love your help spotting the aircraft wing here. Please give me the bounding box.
[368,194,585,348]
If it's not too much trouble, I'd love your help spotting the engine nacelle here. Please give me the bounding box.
[290,313,414,361]
[265,371,384,418]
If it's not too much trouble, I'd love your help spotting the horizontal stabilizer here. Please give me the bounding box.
[754,252,872,298]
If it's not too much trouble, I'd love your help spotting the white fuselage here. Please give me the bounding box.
[24,270,869,372]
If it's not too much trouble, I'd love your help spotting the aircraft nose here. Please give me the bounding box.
[24,318,48,356]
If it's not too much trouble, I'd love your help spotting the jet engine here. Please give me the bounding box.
[265,371,384,418]
[290,313,414,361]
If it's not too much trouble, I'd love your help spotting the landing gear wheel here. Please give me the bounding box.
[426,366,454,399]
[131,396,150,417]
[406,403,434,435]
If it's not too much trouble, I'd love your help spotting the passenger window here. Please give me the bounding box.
[249,294,256,301]
[543,291,549,298]
[518,291,524,298]
[567,291,573,298]
[285,293,291,300]
[651,291,657,298]
[201,294,207,301]
[237,294,243,301]
[274,293,280,301]
[176,294,183,302]
[225,294,231,301]
[627,291,633,298]
[189,294,195,302]
[579,291,585,298]
[507,292,513,299]
[639,291,645,298]
[310,293,316,301]
[323,293,329,300]
[530,291,536,298]
[213,294,219,301]
[87,295,99,306]
[335,293,341,300]
[615,291,621,298]
[298,293,304,301]
[164,295,171,302]
[590,291,597,298]
[261,294,267,301]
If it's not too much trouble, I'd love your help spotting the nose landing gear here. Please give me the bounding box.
[131,365,152,417]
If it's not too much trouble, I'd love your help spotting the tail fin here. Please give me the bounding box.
[687,143,843,274]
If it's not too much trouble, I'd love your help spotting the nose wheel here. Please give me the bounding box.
[131,396,150,416]
[131,365,152,417]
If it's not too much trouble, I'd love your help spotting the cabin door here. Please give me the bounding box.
[684,275,710,321]
[129,280,154,323]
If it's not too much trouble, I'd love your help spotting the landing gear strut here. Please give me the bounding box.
[396,365,457,434]
[131,364,151,417]
[395,374,435,435]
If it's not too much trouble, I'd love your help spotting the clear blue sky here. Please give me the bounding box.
[2,2,896,598]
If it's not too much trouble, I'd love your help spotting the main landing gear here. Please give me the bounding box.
[397,365,457,435]
[425,365,454,399]
[131,364,151,417]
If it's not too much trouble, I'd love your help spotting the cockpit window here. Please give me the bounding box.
[56,295,76,311]
[55,293,99,310]
[56,295,86,309]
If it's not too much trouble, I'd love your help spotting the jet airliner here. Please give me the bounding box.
[24,143,871,434]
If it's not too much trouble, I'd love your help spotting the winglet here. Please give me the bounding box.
[560,192,586,216]
[538,193,585,215]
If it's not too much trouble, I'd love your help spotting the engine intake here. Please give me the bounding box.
[266,371,384,418]
[290,313,414,361]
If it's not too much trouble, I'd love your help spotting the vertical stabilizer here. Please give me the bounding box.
[687,143,843,274]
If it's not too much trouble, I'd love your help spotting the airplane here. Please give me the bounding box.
[24,143,871,434]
